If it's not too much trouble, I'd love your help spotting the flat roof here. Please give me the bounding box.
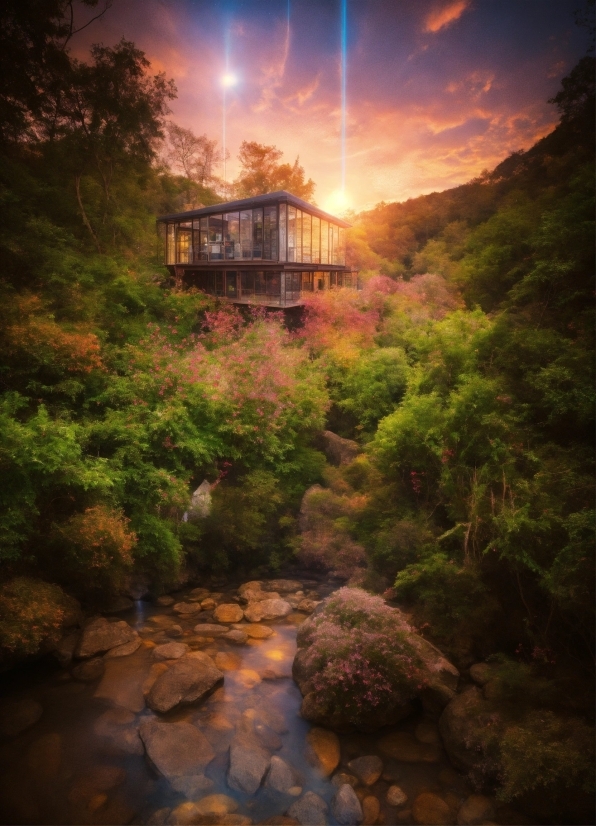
[157,190,351,228]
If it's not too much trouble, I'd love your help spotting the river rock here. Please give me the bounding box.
[93,707,143,755]
[378,732,440,763]
[193,623,229,636]
[238,581,262,594]
[156,595,175,606]
[94,657,146,712]
[265,755,301,794]
[0,698,43,737]
[297,599,319,613]
[244,598,292,622]
[438,687,493,773]
[412,793,452,825]
[166,624,184,638]
[173,602,202,615]
[288,791,328,825]
[332,784,363,825]
[139,719,215,778]
[52,630,80,666]
[263,580,302,593]
[223,630,248,645]
[305,727,340,776]
[362,796,381,825]
[332,772,359,788]
[215,651,242,671]
[347,755,383,786]
[468,663,498,686]
[76,617,137,658]
[386,786,408,806]
[170,775,214,798]
[71,657,105,682]
[152,642,189,660]
[214,604,244,623]
[241,588,279,604]
[242,623,274,639]
[201,598,217,610]
[146,652,223,713]
[104,637,142,657]
[457,795,495,825]
[227,723,271,794]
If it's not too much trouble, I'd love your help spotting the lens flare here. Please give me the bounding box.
[221,73,237,87]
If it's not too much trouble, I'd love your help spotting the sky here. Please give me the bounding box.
[72,0,590,213]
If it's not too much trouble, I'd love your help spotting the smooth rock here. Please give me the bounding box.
[288,791,328,826]
[139,719,215,778]
[201,598,217,611]
[166,625,184,638]
[215,651,242,671]
[263,580,302,593]
[305,727,340,777]
[244,598,292,623]
[170,774,214,798]
[94,657,146,712]
[71,657,105,682]
[227,733,271,794]
[253,706,289,734]
[297,599,319,613]
[412,793,452,825]
[214,604,244,623]
[152,642,189,661]
[195,794,238,815]
[457,795,495,825]
[173,602,202,615]
[223,630,248,645]
[468,664,497,687]
[146,652,224,713]
[332,772,359,788]
[148,808,171,825]
[238,581,262,594]
[362,796,381,825]
[190,587,211,600]
[265,755,301,794]
[93,707,143,755]
[243,624,274,639]
[378,732,440,763]
[104,638,142,658]
[387,786,408,806]
[332,784,364,825]
[193,623,229,636]
[0,698,43,737]
[156,595,175,606]
[76,617,137,658]
[347,755,383,786]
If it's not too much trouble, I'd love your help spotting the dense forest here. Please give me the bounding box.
[0,1,593,818]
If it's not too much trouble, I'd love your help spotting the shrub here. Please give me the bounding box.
[0,577,79,658]
[298,587,427,727]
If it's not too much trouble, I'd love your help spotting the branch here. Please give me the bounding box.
[75,175,101,253]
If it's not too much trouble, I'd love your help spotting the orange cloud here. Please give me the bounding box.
[425,1,470,33]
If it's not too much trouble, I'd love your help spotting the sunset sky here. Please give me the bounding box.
[73,0,588,213]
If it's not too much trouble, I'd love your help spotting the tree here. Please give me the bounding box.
[166,123,221,186]
[235,140,315,200]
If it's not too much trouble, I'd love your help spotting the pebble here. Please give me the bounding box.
[387,786,408,807]
[412,793,452,825]
[362,795,381,825]
[347,754,383,786]
[305,727,340,777]
[156,595,175,606]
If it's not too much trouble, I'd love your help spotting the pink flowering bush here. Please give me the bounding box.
[296,587,427,728]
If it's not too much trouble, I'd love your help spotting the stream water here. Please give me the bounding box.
[0,578,474,825]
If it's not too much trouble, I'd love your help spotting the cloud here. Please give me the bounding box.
[424,1,471,33]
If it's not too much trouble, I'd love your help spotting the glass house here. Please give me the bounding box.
[157,191,356,307]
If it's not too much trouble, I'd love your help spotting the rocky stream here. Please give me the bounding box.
[0,576,523,826]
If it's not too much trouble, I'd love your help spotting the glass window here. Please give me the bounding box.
[165,224,175,264]
[215,271,224,296]
[200,217,208,260]
[241,271,254,296]
[263,205,278,260]
[333,225,340,265]
[279,203,287,262]
[338,227,346,265]
[302,212,312,263]
[328,224,334,265]
[177,228,191,263]
[252,208,263,258]
[209,215,223,260]
[312,215,320,264]
[226,271,238,298]
[288,206,296,262]
[301,272,313,292]
[255,271,267,295]
[240,210,252,259]
[296,210,302,263]
[266,272,281,296]
[224,212,240,260]
[320,220,329,264]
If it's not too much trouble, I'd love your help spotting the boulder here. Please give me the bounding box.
[288,792,328,826]
[185,480,212,521]
[189,587,211,601]
[265,755,301,794]
[386,786,408,806]
[242,623,275,639]
[52,630,80,666]
[223,630,248,645]
[94,657,146,712]
[457,795,495,825]
[244,598,292,623]
[347,755,383,786]
[104,638,142,658]
[362,796,381,825]
[297,599,319,613]
[166,625,184,638]
[321,430,360,466]
[146,652,224,713]
[201,598,217,611]
[305,727,340,777]
[438,687,492,773]
[214,604,244,623]
[227,717,271,794]
[412,793,452,825]
[152,642,189,661]
[76,618,137,658]
[71,657,105,682]
[332,784,363,825]
[173,602,202,615]
[238,581,262,594]
[332,772,359,788]
[193,623,229,636]
[93,707,143,755]
[468,663,498,687]
[0,698,43,738]
[139,719,215,779]
[170,775,214,798]
[156,595,175,606]
[263,580,302,594]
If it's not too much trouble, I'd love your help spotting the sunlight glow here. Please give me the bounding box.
[221,72,238,88]
[265,649,286,661]
[323,187,353,215]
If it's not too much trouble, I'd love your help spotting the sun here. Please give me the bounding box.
[221,73,238,88]
[323,188,353,215]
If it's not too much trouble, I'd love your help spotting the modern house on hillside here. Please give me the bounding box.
[157,191,357,308]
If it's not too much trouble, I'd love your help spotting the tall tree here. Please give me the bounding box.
[235,140,315,201]
[166,124,221,186]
